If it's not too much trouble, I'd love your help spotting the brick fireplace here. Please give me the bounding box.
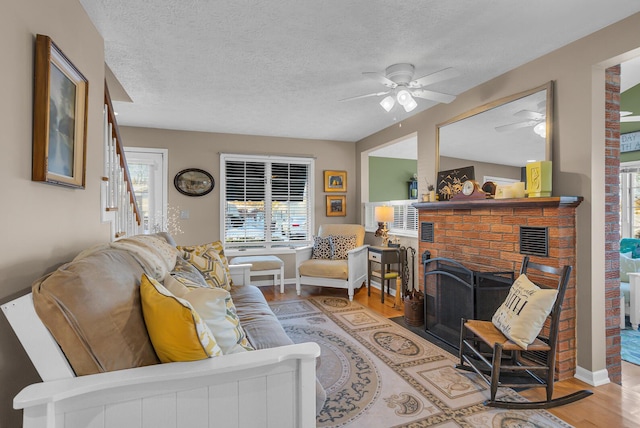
[415,196,582,381]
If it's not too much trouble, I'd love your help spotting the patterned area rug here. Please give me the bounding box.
[269,296,573,428]
[621,326,640,366]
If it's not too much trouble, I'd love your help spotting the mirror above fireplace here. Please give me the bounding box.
[437,82,553,182]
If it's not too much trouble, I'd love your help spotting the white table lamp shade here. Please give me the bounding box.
[375,206,394,223]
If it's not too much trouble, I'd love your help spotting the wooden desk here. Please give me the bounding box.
[368,246,402,304]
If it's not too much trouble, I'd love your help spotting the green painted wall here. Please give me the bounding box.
[368,157,417,202]
[621,151,640,163]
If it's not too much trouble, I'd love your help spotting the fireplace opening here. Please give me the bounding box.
[423,258,514,349]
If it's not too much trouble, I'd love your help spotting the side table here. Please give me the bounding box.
[368,246,402,303]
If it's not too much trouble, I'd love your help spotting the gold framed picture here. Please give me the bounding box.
[32,34,88,188]
[326,195,346,217]
[324,170,346,192]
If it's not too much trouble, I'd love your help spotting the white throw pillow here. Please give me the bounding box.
[492,274,558,349]
[164,275,253,354]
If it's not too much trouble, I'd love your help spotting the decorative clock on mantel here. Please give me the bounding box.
[451,180,488,200]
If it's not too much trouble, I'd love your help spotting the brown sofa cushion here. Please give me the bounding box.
[32,248,160,376]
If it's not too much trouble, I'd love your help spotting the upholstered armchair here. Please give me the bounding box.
[620,243,640,330]
[295,224,368,301]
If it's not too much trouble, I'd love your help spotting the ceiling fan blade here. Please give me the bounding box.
[495,120,538,133]
[411,89,456,104]
[409,67,460,88]
[621,115,640,122]
[514,110,545,120]
[362,72,397,88]
[339,90,390,102]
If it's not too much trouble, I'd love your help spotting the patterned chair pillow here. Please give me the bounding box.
[330,234,357,260]
[312,236,333,259]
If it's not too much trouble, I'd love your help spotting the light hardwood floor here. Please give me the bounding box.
[261,283,640,427]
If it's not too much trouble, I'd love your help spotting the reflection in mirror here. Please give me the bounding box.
[437,82,553,186]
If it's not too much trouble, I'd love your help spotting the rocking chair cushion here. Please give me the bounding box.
[492,274,558,349]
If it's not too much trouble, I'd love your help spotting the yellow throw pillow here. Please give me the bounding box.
[492,274,558,349]
[165,275,254,354]
[178,241,234,287]
[140,274,222,362]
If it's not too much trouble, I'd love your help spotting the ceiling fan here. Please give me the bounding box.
[340,63,459,113]
[495,101,546,137]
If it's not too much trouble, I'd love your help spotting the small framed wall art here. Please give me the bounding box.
[326,195,346,217]
[32,34,89,188]
[174,168,215,196]
[324,170,347,192]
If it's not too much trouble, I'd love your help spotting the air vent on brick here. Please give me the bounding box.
[421,222,434,243]
[519,226,549,257]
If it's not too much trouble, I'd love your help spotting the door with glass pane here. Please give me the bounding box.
[124,148,167,234]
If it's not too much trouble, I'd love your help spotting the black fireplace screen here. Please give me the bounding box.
[423,258,514,348]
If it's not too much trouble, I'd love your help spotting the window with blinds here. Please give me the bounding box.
[220,154,314,248]
[363,201,418,238]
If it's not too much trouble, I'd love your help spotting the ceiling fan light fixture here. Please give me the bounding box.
[533,122,546,137]
[403,97,418,112]
[396,89,412,106]
[380,95,395,112]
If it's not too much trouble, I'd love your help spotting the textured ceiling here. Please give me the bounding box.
[80,0,640,143]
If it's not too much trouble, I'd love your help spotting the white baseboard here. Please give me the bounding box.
[367,279,398,296]
[574,366,610,386]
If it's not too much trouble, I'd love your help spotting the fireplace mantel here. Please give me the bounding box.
[412,196,583,210]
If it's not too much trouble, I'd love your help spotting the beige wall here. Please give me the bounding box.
[0,0,109,425]
[356,12,640,380]
[120,126,356,278]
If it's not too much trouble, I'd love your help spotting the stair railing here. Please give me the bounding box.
[101,82,141,240]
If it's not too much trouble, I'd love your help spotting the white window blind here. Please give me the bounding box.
[363,200,418,237]
[221,154,314,248]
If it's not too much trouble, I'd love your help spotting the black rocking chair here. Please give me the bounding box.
[457,256,593,409]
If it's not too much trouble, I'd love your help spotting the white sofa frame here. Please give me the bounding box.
[2,264,320,428]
